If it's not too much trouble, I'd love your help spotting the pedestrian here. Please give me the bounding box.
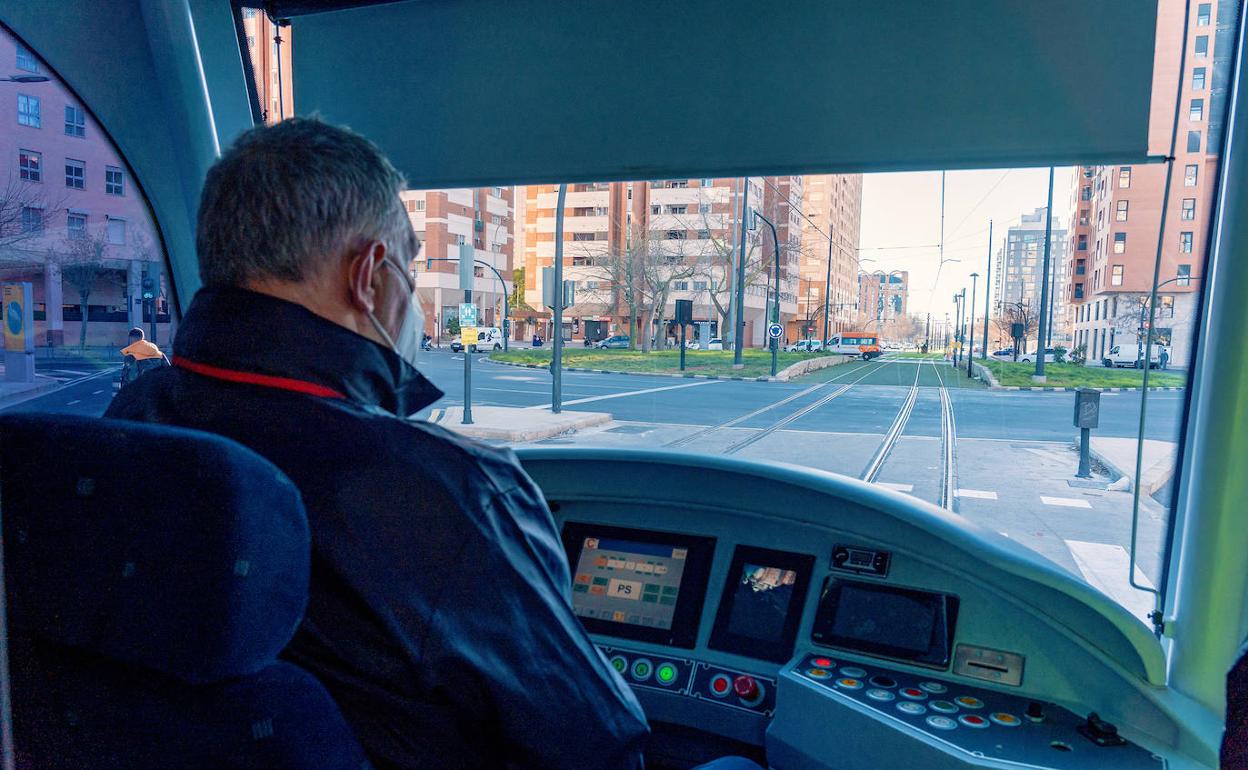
[118,327,169,389]
[1160,346,1169,370]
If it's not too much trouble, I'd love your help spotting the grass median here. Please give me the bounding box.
[978,359,1187,389]
[489,348,845,379]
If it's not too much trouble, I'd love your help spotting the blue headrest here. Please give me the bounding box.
[0,413,310,684]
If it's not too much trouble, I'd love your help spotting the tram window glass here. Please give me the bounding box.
[0,26,176,370]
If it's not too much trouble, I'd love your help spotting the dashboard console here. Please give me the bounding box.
[521,448,1203,769]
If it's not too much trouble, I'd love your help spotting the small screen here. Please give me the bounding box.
[571,536,689,630]
[709,546,815,663]
[811,578,958,667]
[727,564,800,642]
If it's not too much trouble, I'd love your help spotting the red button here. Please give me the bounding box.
[711,675,731,695]
[733,675,760,702]
[814,657,834,668]
[901,687,927,699]
[965,715,985,725]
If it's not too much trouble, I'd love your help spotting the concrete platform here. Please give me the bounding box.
[428,406,611,442]
[0,375,65,407]
[1087,436,1177,495]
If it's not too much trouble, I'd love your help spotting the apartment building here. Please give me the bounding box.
[992,207,1068,342]
[241,8,294,123]
[519,177,808,347]
[856,271,909,340]
[403,187,514,340]
[795,174,864,340]
[1067,0,1228,367]
[0,32,172,348]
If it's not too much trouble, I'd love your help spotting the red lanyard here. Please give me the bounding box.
[172,356,346,400]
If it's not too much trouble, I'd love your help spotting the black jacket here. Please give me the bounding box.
[106,287,648,770]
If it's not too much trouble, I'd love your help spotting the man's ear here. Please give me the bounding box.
[346,240,387,313]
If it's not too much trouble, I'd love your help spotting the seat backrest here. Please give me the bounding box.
[0,413,369,769]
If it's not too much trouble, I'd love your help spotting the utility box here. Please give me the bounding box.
[1074,388,1101,429]
[675,299,693,325]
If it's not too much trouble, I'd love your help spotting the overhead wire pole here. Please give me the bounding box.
[551,183,567,413]
[967,273,978,377]
[733,177,750,367]
[1033,167,1055,381]
[981,220,993,359]
[822,226,834,345]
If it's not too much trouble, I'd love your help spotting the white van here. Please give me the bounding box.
[1102,344,1163,369]
[469,326,505,352]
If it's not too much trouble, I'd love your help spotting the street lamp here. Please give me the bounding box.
[966,273,978,378]
[751,209,782,377]
[0,74,50,83]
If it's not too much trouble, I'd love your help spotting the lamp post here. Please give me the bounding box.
[0,74,50,83]
[823,226,834,345]
[952,293,962,365]
[967,273,979,378]
[751,209,783,377]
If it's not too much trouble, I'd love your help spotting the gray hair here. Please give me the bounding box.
[196,117,411,287]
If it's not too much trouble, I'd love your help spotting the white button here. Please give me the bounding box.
[866,688,895,702]
[840,666,867,678]
[919,681,948,694]
[926,715,958,730]
[896,701,928,715]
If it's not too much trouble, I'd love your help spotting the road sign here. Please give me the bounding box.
[458,303,478,328]
[767,322,783,339]
[3,282,33,353]
[461,326,479,346]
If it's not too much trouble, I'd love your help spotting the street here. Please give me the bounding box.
[3,350,1182,624]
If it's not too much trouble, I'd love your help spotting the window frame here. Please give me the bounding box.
[64,105,86,137]
[17,93,41,128]
[65,158,85,190]
[1115,199,1129,222]
[1181,198,1196,220]
[105,165,124,196]
[18,149,41,182]
[1113,231,1127,254]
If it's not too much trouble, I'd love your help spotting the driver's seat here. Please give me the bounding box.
[0,413,369,769]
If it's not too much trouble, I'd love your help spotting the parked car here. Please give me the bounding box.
[990,348,1017,359]
[449,339,464,353]
[1102,344,1164,369]
[703,338,723,351]
[596,335,630,349]
[1017,347,1057,364]
[785,339,823,353]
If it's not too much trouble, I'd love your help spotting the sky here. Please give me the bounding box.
[859,167,1075,318]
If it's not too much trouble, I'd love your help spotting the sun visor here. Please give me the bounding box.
[291,0,1160,187]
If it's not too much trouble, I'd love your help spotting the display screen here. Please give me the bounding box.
[571,536,689,630]
[561,522,715,648]
[811,578,958,667]
[709,546,815,663]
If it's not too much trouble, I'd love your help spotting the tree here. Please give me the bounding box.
[995,301,1039,354]
[0,171,68,264]
[58,229,114,349]
[695,218,771,345]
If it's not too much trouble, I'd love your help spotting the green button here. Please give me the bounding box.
[610,656,627,673]
[632,661,651,678]
[656,663,678,685]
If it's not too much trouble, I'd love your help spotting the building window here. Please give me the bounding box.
[1081,186,1092,201]
[1180,232,1193,253]
[1195,35,1208,57]
[18,149,40,181]
[454,234,465,245]
[672,281,689,291]
[1185,164,1199,186]
[697,229,711,239]
[67,212,86,239]
[1079,209,1089,226]
[1118,167,1131,188]
[666,205,687,215]
[1115,200,1129,221]
[1075,258,1086,275]
[64,105,85,137]
[1181,198,1196,220]
[666,180,688,188]
[1197,2,1211,25]
[1113,232,1126,254]
[243,8,258,18]
[107,217,126,245]
[1193,67,1206,90]
[65,158,85,189]
[1188,130,1201,152]
[1178,264,1192,285]
[17,94,40,127]
[1161,295,1175,317]
[651,205,661,215]
[667,230,686,240]
[1111,265,1123,286]
[693,281,707,291]
[700,178,713,186]
[699,203,711,214]
[20,206,43,233]
[414,199,425,211]
[1190,98,1204,122]
[15,44,37,72]
[105,165,124,196]
[404,199,415,213]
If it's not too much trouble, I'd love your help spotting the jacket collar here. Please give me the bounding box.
[172,286,443,416]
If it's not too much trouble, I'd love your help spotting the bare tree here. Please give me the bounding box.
[995,301,1039,353]
[57,229,117,349]
[0,172,69,263]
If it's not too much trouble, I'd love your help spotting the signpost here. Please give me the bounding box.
[768,323,783,340]
[459,243,475,424]
[3,282,35,383]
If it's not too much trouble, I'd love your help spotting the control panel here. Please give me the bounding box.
[600,645,777,717]
[786,652,1162,769]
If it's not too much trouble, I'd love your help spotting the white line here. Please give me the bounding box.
[526,379,721,410]
[1040,496,1093,509]
[877,482,914,493]
[956,489,998,500]
[92,390,104,395]
[67,399,81,405]
[1065,540,1156,620]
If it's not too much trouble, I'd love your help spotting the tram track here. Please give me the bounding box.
[664,359,878,450]
[859,363,922,483]
[933,361,958,511]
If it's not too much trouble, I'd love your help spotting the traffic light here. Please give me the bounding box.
[141,276,156,301]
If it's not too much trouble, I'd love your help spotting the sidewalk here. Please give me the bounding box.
[0,375,64,408]
[1086,436,1178,496]
[427,406,610,442]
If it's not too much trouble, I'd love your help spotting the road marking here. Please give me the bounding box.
[526,379,720,410]
[1065,540,1156,620]
[877,482,914,493]
[67,399,81,405]
[956,489,998,500]
[1041,496,1092,508]
[495,375,543,382]
[92,390,104,395]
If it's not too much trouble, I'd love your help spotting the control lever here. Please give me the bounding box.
[1076,712,1127,747]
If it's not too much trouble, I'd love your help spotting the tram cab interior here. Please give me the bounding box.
[0,1,1246,768]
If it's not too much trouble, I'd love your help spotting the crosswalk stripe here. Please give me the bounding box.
[955,489,998,500]
[877,482,914,493]
[1040,496,1092,508]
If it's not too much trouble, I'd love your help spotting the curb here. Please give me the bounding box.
[485,356,772,382]
[972,362,1185,392]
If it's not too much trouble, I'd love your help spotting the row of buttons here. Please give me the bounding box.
[802,656,1021,732]
[611,655,680,686]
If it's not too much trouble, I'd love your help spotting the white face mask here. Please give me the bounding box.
[367,257,424,368]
